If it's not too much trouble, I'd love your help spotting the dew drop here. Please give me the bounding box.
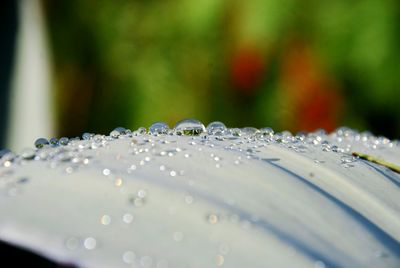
[58,137,69,146]
[207,121,227,136]
[174,119,205,136]
[149,122,169,135]
[34,138,49,149]
[207,213,219,224]
[83,237,97,250]
[103,168,111,176]
[100,215,112,225]
[122,213,133,224]
[216,255,225,266]
[21,148,35,160]
[122,251,136,264]
[49,137,58,146]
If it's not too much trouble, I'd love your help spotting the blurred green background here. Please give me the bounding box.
[43,0,400,138]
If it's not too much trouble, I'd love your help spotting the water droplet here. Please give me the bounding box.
[174,119,205,136]
[58,137,69,146]
[122,251,136,264]
[110,127,126,138]
[140,256,153,268]
[207,213,219,224]
[82,132,94,140]
[34,138,49,149]
[122,213,133,224]
[21,148,35,160]
[149,122,169,135]
[170,170,177,177]
[207,121,227,136]
[216,255,225,266]
[83,237,97,250]
[100,215,112,225]
[103,168,111,176]
[314,260,326,268]
[49,137,58,146]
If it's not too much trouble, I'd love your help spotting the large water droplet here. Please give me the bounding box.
[207,121,227,136]
[49,137,58,146]
[174,119,205,136]
[149,122,169,135]
[34,138,49,149]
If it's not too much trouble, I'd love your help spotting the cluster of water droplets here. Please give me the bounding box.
[0,119,398,267]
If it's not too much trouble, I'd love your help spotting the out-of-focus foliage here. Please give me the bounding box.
[43,0,400,138]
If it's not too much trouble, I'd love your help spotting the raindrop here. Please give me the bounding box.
[34,138,49,149]
[83,237,97,250]
[207,213,219,224]
[103,168,111,176]
[49,137,58,146]
[100,215,112,225]
[122,213,133,224]
[110,127,126,138]
[149,122,169,135]
[174,119,205,136]
[207,121,227,136]
[122,251,136,264]
[21,148,35,160]
[216,255,225,266]
[58,137,69,146]
[82,132,94,140]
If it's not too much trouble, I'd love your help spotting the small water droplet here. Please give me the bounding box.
[83,237,97,250]
[314,260,326,268]
[58,137,69,146]
[174,119,205,136]
[216,255,225,266]
[21,148,35,160]
[149,122,169,135]
[34,138,49,149]
[103,168,111,176]
[49,137,58,146]
[100,215,112,225]
[207,121,227,136]
[122,251,136,264]
[122,213,133,224]
[207,213,219,224]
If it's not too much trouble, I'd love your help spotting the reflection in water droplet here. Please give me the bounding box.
[34,138,49,149]
[83,237,97,250]
[174,119,205,136]
[58,137,69,146]
[207,121,227,136]
[149,122,169,135]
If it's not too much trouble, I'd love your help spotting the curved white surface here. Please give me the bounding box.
[0,130,399,267]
